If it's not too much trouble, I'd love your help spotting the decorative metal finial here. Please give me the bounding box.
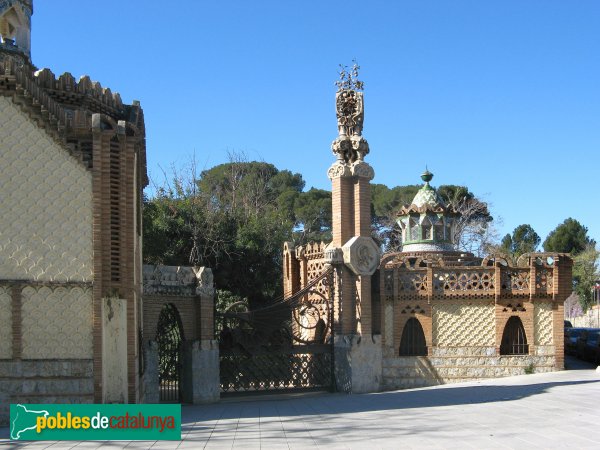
[421,168,433,184]
[335,59,364,92]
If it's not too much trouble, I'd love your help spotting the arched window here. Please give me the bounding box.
[500,316,528,355]
[422,217,432,240]
[399,318,427,356]
[434,221,444,241]
[410,217,419,241]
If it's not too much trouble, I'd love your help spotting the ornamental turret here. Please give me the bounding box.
[0,0,32,64]
[397,170,458,252]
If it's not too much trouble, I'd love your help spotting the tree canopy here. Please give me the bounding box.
[542,218,598,311]
[144,158,496,303]
[543,218,596,255]
[500,224,541,259]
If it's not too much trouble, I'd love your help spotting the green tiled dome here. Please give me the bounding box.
[397,170,458,252]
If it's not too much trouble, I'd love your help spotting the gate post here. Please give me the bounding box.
[327,81,383,394]
[141,340,159,403]
[181,267,219,403]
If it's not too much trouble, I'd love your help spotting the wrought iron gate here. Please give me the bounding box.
[218,267,335,394]
[156,303,184,402]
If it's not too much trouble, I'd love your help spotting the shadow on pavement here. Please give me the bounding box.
[181,377,600,423]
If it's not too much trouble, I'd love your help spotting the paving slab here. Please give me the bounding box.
[2,358,599,449]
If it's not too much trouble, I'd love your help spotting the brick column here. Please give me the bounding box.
[331,171,354,246]
[553,254,573,370]
[354,172,372,335]
[329,162,356,334]
[282,242,299,298]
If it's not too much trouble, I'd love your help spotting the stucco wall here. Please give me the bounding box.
[433,302,495,347]
[0,96,92,282]
[21,285,93,359]
[382,298,559,391]
[534,301,554,345]
[0,285,11,358]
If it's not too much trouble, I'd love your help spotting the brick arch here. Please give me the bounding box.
[495,302,534,355]
[395,307,432,355]
[143,297,198,343]
[499,316,529,355]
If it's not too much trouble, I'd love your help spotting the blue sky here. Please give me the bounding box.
[31,1,599,246]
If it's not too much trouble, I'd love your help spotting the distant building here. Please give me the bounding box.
[0,1,147,423]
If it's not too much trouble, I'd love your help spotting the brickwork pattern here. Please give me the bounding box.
[0,286,11,358]
[143,297,197,342]
[0,97,93,282]
[21,285,93,359]
[534,301,554,346]
[393,304,433,354]
[433,302,495,347]
[495,301,534,352]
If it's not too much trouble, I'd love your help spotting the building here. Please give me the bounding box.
[283,75,572,393]
[0,1,147,423]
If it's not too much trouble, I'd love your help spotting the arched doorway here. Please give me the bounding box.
[156,303,185,402]
[500,316,528,355]
[399,318,427,356]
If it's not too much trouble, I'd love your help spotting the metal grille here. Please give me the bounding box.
[218,268,334,394]
[156,303,184,402]
[500,316,529,355]
[220,347,332,393]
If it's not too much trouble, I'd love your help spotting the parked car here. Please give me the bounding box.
[575,328,600,364]
[565,328,586,355]
[564,320,573,328]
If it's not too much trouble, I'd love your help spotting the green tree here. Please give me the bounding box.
[438,186,495,256]
[144,156,304,304]
[543,218,598,311]
[572,245,599,311]
[500,224,541,259]
[543,218,596,255]
[293,188,332,244]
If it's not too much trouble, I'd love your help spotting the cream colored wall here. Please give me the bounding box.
[433,302,495,346]
[0,96,92,282]
[534,301,554,345]
[0,286,12,358]
[102,297,128,403]
[21,285,93,359]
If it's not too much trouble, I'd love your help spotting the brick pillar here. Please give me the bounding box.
[331,171,354,246]
[553,254,573,370]
[283,242,299,298]
[352,161,374,336]
[91,114,143,403]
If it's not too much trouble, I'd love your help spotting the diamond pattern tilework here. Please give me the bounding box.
[21,285,93,359]
[433,303,495,346]
[0,285,11,358]
[0,97,93,282]
[534,301,553,345]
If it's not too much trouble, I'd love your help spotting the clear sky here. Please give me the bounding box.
[31,0,600,246]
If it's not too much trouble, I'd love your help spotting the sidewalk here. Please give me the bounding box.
[2,358,599,449]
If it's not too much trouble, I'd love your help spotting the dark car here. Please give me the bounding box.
[575,328,600,364]
[565,328,586,355]
[564,320,573,328]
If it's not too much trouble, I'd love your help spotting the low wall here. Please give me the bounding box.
[382,346,557,390]
[567,306,600,328]
[0,360,93,426]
